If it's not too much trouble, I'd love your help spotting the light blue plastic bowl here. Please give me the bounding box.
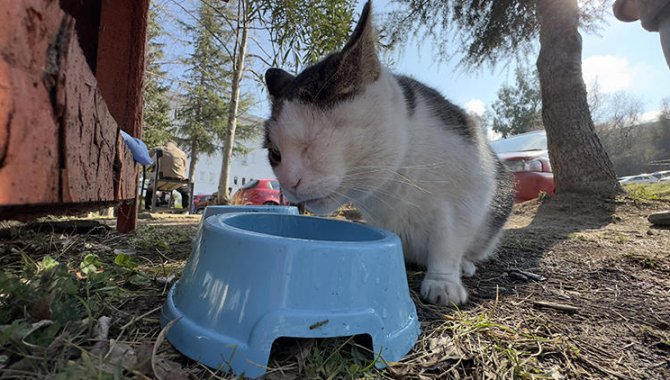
[201,205,299,220]
[194,205,299,249]
[161,212,420,378]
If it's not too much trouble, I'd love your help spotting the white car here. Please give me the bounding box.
[619,174,660,184]
[659,176,670,183]
[650,170,670,180]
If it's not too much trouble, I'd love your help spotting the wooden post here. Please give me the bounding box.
[96,0,150,232]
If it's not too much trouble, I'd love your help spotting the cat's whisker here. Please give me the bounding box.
[337,184,424,214]
[342,172,432,194]
[330,189,415,228]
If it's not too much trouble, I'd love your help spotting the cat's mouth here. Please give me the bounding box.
[301,193,343,215]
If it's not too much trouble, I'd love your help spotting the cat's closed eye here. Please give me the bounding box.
[269,147,282,167]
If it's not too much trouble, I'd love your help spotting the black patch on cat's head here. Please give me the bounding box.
[265,68,295,99]
[413,81,475,140]
[264,0,380,120]
[395,75,417,117]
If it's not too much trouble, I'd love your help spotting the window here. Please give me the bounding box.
[269,181,280,190]
[234,176,238,185]
[241,179,259,189]
[242,177,246,185]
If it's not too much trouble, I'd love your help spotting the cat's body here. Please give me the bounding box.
[263,1,514,305]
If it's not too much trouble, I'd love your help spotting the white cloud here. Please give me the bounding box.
[640,110,660,122]
[582,55,639,94]
[465,99,486,116]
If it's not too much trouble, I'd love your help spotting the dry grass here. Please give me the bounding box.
[1,190,669,379]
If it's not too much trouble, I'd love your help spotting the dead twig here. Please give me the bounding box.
[533,301,579,313]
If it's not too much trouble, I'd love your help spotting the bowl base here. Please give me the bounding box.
[161,284,419,378]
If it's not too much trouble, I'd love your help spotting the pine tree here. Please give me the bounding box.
[177,1,232,182]
[142,3,173,148]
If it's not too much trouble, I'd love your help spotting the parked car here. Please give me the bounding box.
[659,176,670,183]
[231,179,287,206]
[650,170,670,180]
[193,193,213,213]
[619,174,659,184]
[490,130,555,202]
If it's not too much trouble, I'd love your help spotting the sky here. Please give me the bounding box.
[377,1,670,122]
[159,0,670,130]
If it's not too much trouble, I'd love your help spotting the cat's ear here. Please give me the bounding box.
[265,68,295,99]
[340,1,380,85]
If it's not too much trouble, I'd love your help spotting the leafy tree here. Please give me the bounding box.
[591,92,670,176]
[660,97,670,121]
[177,1,232,182]
[208,0,357,203]
[261,0,357,68]
[385,0,619,197]
[142,3,173,148]
[175,1,261,181]
[490,64,543,138]
[595,91,643,151]
[657,97,670,165]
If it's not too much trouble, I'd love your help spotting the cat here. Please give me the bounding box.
[262,0,514,305]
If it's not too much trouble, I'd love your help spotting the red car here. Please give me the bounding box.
[491,130,555,202]
[193,193,213,213]
[231,179,287,206]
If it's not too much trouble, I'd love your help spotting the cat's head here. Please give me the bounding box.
[263,1,401,215]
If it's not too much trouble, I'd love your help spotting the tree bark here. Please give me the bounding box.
[536,0,620,197]
[188,138,198,183]
[217,1,249,204]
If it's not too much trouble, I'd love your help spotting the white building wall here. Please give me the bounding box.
[190,136,276,196]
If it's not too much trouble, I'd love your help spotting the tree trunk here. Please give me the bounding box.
[217,2,249,204]
[188,138,198,183]
[536,0,620,196]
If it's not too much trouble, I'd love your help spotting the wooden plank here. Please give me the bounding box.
[50,17,118,203]
[59,0,102,73]
[115,135,136,201]
[96,0,150,232]
[0,0,65,206]
[0,0,148,225]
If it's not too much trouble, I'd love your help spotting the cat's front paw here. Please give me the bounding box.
[461,259,476,277]
[420,273,468,306]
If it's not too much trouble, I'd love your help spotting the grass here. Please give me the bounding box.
[2,198,669,379]
[567,232,594,242]
[623,182,670,202]
[1,220,580,379]
[0,222,197,379]
[389,302,583,379]
[623,252,662,269]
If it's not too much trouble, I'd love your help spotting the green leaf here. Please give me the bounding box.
[37,256,60,273]
[114,253,138,270]
[23,322,63,347]
[0,320,31,345]
[79,253,102,276]
[128,273,152,287]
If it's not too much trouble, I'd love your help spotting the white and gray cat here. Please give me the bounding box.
[262,1,514,305]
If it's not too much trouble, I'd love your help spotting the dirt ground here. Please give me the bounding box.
[0,194,669,379]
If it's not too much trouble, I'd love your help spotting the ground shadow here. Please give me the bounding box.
[405,193,619,309]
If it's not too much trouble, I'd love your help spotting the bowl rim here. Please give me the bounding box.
[206,212,399,246]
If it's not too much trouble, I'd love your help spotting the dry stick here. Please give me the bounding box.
[580,355,630,380]
[120,306,163,331]
[152,318,180,380]
[533,301,579,313]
